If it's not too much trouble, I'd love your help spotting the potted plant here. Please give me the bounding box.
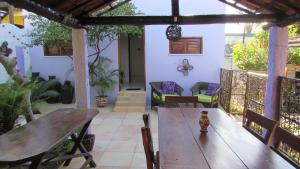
[90,57,118,107]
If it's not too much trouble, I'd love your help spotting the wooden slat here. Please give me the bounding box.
[158,108,210,169]
[0,108,99,164]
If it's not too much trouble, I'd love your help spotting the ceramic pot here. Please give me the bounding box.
[199,111,210,132]
[46,76,61,104]
[82,134,95,152]
[96,96,108,107]
[31,72,45,82]
[61,81,74,104]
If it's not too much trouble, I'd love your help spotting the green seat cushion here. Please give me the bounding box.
[153,93,179,102]
[195,94,212,103]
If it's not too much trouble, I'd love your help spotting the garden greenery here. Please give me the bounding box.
[232,24,300,71]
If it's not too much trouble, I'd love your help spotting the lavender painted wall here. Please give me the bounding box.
[29,38,119,105]
[133,0,226,103]
[28,0,225,105]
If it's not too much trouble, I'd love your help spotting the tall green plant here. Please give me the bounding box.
[91,57,118,96]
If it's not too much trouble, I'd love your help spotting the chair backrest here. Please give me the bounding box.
[243,109,277,144]
[143,113,151,128]
[165,96,198,108]
[271,127,300,168]
[141,126,155,169]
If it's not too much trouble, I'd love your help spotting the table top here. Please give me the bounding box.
[0,108,99,164]
[158,108,294,169]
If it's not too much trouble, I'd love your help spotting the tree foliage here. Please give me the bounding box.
[27,2,142,49]
[232,24,300,71]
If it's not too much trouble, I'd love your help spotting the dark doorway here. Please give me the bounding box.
[119,32,145,90]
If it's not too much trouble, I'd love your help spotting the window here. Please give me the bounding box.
[169,37,203,54]
[44,43,73,56]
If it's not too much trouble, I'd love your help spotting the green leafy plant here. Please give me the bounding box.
[91,57,118,96]
[0,81,28,134]
[29,79,60,113]
[232,25,300,71]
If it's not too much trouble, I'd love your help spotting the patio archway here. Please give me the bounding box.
[4,0,300,119]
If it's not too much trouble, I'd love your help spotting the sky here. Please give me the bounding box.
[225,5,247,34]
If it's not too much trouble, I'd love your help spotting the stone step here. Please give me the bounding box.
[113,90,146,113]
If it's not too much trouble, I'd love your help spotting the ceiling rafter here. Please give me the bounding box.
[80,14,279,25]
[242,0,285,14]
[96,0,130,16]
[218,0,255,14]
[3,0,82,27]
[76,0,117,17]
[276,0,300,13]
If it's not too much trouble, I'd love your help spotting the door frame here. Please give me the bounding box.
[118,26,146,90]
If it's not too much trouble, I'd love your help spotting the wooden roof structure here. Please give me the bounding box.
[2,0,300,28]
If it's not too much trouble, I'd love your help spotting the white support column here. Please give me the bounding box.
[72,28,90,109]
[264,26,288,120]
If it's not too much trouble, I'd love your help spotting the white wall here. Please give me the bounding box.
[0,24,30,83]
[133,0,226,103]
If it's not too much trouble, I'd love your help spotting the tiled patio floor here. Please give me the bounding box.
[39,103,157,169]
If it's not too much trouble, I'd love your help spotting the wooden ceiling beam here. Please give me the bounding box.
[96,0,130,16]
[172,0,179,17]
[246,0,285,14]
[55,0,89,12]
[80,14,280,25]
[276,0,300,13]
[3,0,82,28]
[218,0,255,14]
[72,0,116,17]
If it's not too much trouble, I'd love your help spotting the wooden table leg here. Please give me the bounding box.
[29,155,43,169]
[63,120,96,167]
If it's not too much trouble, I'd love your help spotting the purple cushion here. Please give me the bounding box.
[161,81,176,94]
[205,83,220,96]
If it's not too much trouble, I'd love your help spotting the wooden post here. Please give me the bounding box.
[72,28,90,109]
[264,26,288,120]
[8,5,14,24]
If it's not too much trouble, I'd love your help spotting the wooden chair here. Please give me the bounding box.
[270,127,300,168]
[191,82,220,108]
[165,96,198,108]
[141,114,159,169]
[149,81,183,109]
[243,109,277,144]
[143,113,151,128]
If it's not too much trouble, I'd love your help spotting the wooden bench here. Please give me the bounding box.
[0,108,99,169]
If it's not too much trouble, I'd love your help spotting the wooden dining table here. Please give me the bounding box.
[0,108,99,169]
[158,108,295,169]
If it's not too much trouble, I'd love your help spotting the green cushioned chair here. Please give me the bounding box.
[191,82,220,108]
[150,81,183,109]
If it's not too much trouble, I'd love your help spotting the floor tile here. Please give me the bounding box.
[131,153,146,168]
[105,140,137,153]
[97,152,134,167]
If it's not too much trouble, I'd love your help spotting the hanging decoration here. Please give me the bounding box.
[177,59,193,76]
[166,24,182,41]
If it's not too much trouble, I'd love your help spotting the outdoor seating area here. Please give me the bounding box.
[1,0,300,169]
